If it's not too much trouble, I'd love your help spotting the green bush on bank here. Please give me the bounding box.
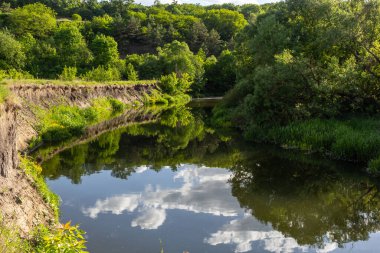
[19,156,59,218]
[246,117,380,172]
[59,66,77,81]
[33,222,87,253]
[81,65,121,82]
[16,158,88,252]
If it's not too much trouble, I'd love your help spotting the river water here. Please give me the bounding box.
[39,105,380,253]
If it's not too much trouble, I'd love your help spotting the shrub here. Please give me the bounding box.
[59,66,77,81]
[34,222,87,253]
[125,63,138,81]
[82,66,121,82]
[72,14,82,22]
[368,156,380,174]
[159,73,177,95]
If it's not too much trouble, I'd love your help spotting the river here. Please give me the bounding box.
[38,104,380,253]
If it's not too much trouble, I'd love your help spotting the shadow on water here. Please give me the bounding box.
[38,103,380,252]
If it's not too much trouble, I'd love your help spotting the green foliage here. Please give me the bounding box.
[59,66,77,81]
[0,216,32,253]
[54,23,93,70]
[82,66,121,81]
[34,222,87,253]
[72,13,82,21]
[90,34,119,67]
[204,50,236,95]
[19,157,60,219]
[159,72,192,95]
[125,63,138,81]
[0,30,26,70]
[37,98,126,144]
[368,156,380,174]
[202,9,248,40]
[158,40,205,95]
[10,3,56,38]
[247,117,380,170]
[215,0,380,146]
[0,69,33,80]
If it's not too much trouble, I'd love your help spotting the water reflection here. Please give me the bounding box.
[40,105,380,253]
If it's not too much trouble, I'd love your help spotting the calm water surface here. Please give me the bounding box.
[39,106,380,253]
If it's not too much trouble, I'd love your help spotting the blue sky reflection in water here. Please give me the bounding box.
[42,107,380,253]
[47,164,380,253]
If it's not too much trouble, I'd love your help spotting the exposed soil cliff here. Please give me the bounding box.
[0,101,55,237]
[0,82,157,238]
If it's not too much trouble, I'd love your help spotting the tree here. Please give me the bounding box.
[158,40,205,95]
[202,9,247,41]
[0,30,25,70]
[90,34,119,67]
[54,23,93,70]
[204,50,236,95]
[10,3,56,38]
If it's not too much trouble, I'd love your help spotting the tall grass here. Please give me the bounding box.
[247,117,380,173]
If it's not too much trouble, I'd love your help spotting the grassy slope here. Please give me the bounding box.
[5,79,157,86]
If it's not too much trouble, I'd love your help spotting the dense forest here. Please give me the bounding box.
[0,0,260,95]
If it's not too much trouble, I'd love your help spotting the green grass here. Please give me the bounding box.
[19,157,60,219]
[16,157,88,252]
[5,78,157,86]
[0,216,32,253]
[32,97,126,145]
[246,117,380,173]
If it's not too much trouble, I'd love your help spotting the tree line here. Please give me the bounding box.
[0,0,265,96]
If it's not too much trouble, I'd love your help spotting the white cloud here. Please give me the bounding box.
[131,208,166,229]
[205,215,339,253]
[82,166,240,226]
[82,194,140,218]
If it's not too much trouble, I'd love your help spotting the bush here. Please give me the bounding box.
[125,63,138,81]
[159,73,177,95]
[59,66,77,81]
[368,156,380,174]
[34,222,87,253]
[72,14,82,22]
[82,66,121,82]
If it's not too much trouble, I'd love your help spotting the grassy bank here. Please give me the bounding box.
[245,116,380,173]
[0,157,87,252]
[30,97,126,147]
[4,79,157,86]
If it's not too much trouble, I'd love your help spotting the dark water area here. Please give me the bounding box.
[40,104,380,253]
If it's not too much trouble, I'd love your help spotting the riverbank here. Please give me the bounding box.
[242,116,380,174]
[0,79,167,251]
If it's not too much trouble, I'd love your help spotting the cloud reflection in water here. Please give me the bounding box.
[81,165,346,253]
